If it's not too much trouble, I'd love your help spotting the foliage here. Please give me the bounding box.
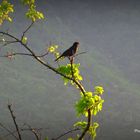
[75,90,104,117]
[74,121,87,129]
[74,121,99,140]
[0,0,44,25]
[56,63,83,85]
[47,44,60,58]
[88,122,99,139]
[22,0,44,21]
[94,86,104,95]
[0,0,14,25]
[56,58,104,139]
[25,4,44,21]
[22,0,35,5]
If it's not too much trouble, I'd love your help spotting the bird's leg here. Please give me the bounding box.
[70,57,74,79]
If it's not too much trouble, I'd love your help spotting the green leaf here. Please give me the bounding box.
[74,121,87,129]
[25,4,44,21]
[21,36,27,44]
[0,0,14,25]
[88,122,99,140]
[75,93,95,116]
[56,63,83,85]
[22,0,35,5]
[75,91,104,117]
[94,86,104,95]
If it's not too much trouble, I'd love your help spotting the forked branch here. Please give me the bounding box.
[0,122,19,140]
[0,30,91,140]
[8,104,22,140]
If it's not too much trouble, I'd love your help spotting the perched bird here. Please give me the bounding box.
[55,42,79,61]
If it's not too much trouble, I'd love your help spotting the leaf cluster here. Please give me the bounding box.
[22,0,35,5]
[0,0,14,25]
[47,44,60,58]
[22,0,44,21]
[75,89,104,117]
[56,61,104,139]
[88,122,99,139]
[56,63,83,85]
[74,121,99,140]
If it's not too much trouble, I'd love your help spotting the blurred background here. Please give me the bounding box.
[0,0,140,139]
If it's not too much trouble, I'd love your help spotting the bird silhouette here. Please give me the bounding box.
[55,42,79,61]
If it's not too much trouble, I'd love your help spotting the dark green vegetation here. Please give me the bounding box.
[0,0,140,140]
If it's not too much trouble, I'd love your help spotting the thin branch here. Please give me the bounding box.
[0,32,19,41]
[7,52,33,57]
[0,123,19,140]
[52,128,80,140]
[38,51,49,57]
[21,128,43,140]
[21,21,34,39]
[0,31,91,140]
[3,40,19,46]
[0,31,76,82]
[78,109,91,140]
[3,127,48,139]
[75,51,87,57]
[23,124,40,140]
[8,104,22,140]
[70,57,74,78]
[0,51,49,58]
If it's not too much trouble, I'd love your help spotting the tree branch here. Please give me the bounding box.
[8,104,22,140]
[70,57,74,78]
[0,51,49,58]
[21,21,34,40]
[0,32,19,41]
[0,122,19,140]
[52,128,80,140]
[78,109,91,140]
[0,40,18,47]
[23,124,40,140]
[3,127,48,139]
[0,32,77,83]
[0,31,91,140]
[75,51,87,57]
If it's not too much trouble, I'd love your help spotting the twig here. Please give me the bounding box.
[0,32,19,41]
[78,109,91,140]
[0,123,19,140]
[70,57,74,78]
[3,40,19,46]
[52,128,80,140]
[23,124,40,140]
[8,104,22,140]
[3,127,48,138]
[0,51,49,58]
[75,51,87,57]
[21,21,34,39]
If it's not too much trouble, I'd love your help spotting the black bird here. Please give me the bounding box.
[55,42,79,61]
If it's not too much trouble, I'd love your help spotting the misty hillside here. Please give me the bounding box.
[0,0,140,140]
